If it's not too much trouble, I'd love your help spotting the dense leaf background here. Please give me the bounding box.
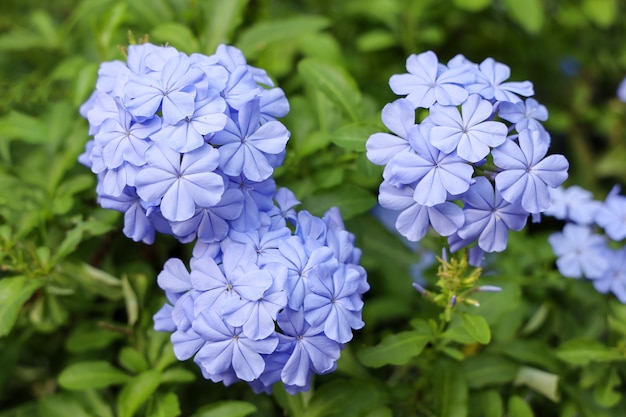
[1,0,626,416]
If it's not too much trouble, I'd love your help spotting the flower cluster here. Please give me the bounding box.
[153,194,368,394]
[80,43,368,393]
[366,51,569,263]
[79,42,290,244]
[547,185,626,302]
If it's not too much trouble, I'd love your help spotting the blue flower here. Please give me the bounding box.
[469,58,534,103]
[389,51,473,108]
[592,247,626,303]
[170,188,245,243]
[276,308,341,388]
[385,123,473,206]
[618,76,626,102]
[429,94,508,162]
[221,263,288,340]
[134,143,224,222]
[303,264,365,343]
[543,186,601,225]
[548,224,609,279]
[125,53,205,124]
[366,99,416,165]
[492,128,569,214]
[210,99,290,182]
[151,92,227,153]
[594,186,626,241]
[455,177,528,253]
[378,181,464,242]
[99,186,156,244]
[498,98,548,133]
[193,310,278,382]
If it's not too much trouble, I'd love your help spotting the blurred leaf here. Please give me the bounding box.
[0,276,41,337]
[159,367,196,384]
[237,16,330,59]
[117,370,162,417]
[59,361,130,390]
[507,396,534,417]
[302,184,376,220]
[356,30,396,52]
[555,339,624,365]
[330,123,378,152]
[122,274,139,326]
[151,22,200,54]
[514,366,560,402]
[56,261,122,300]
[38,393,92,417]
[582,0,617,27]
[298,59,362,122]
[191,401,257,417]
[147,392,180,417]
[593,367,621,407]
[126,0,174,27]
[66,323,123,353]
[453,0,491,11]
[461,355,519,389]
[0,111,47,144]
[460,313,491,344]
[201,0,249,54]
[500,339,559,372]
[358,330,430,367]
[503,0,544,34]
[303,379,388,417]
[119,347,149,373]
[474,389,503,417]
[435,359,468,417]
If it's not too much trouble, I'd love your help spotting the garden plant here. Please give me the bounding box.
[1,0,626,416]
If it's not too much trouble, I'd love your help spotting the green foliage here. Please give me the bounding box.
[1,0,626,416]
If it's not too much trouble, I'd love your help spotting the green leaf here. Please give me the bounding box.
[453,0,491,11]
[358,330,430,367]
[118,347,149,373]
[0,276,41,337]
[460,313,491,344]
[461,355,519,389]
[66,323,123,353]
[147,392,180,417]
[38,393,92,417]
[507,396,534,417]
[513,366,560,402]
[302,379,388,417]
[475,389,503,417]
[201,0,249,53]
[59,361,130,390]
[330,123,379,152]
[503,0,544,34]
[191,401,257,417]
[500,339,559,372]
[159,367,196,384]
[0,111,47,144]
[298,59,362,122]
[151,22,200,54]
[237,16,330,59]
[593,367,621,407]
[434,359,468,417]
[302,184,376,220]
[117,370,162,417]
[582,0,616,27]
[356,30,396,52]
[555,339,624,365]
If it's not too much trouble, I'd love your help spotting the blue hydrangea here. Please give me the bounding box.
[546,185,626,303]
[80,42,290,244]
[367,50,569,264]
[153,191,368,393]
